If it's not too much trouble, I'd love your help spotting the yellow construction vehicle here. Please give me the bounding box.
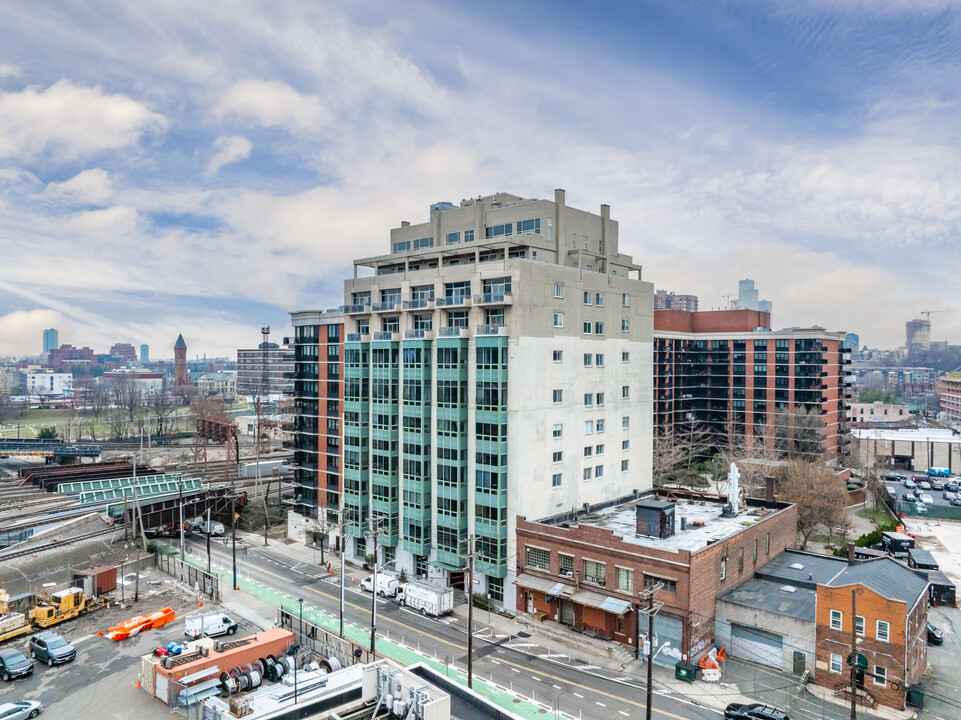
[29,587,90,628]
[0,589,32,643]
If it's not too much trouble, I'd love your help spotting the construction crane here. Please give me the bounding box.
[920,309,953,320]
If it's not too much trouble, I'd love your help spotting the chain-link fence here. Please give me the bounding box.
[156,552,221,601]
[277,605,372,669]
[891,497,961,521]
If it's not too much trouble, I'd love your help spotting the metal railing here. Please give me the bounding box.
[371,301,399,312]
[404,329,433,339]
[343,304,370,314]
[373,331,399,341]
[473,292,512,304]
[476,324,506,336]
[439,327,467,337]
[403,298,432,309]
[435,295,470,307]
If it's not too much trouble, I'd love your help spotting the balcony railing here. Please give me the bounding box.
[344,304,370,314]
[435,296,470,307]
[473,292,513,305]
[373,331,399,341]
[439,327,467,337]
[404,329,434,340]
[403,298,433,310]
[476,324,507,336]
[346,333,370,343]
[372,301,400,312]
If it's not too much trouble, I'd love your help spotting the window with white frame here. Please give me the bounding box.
[874,666,886,687]
[583,321,593,334]
[622,439,629,450]
[583,559,605,584]
[526,546,550,570]
[558,553,573,575]
[621,459,629,472]
[595,293,605,306]
[616,567,633,592]
[830,610,842,630]
[596,419,605,432]
[622,319,630,332]
[583,446,593,457]
[622,293,630,306]
[622,351,630,362]
[583,353,593,367]
[855,615,865,636]
[595,322,604,335]
[595,465,604,478]
[582,467,592,480]
[622,385,630,399]
[554,283,564,298]
[876,621,890,642]
[584,393,594,406]
[552,473,562,488]
[552,424,563,439]
[720,558,726,580]
[596,393,605,407]
[552,451,563,463]
[553,313,564,328]
[830,654,842,673]
[553,389,564,403]
[595,444,604,455]
[553,350,563,362]
[596,353,604,366]
[582,236,589,250]
[583,291,593,306]
[622,416,630,429]
[584,421,594,435]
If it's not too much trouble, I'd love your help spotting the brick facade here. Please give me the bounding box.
[814,585,927,710]
[516,497,798,661]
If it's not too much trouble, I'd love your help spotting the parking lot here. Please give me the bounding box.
[885,471,961,510]
[0,569,262,718]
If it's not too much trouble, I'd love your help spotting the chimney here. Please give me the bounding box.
[847,543,855,564]
[401,221,410,228]
[600,203,610,220]
[765,476,776,504]
[554,188,566,206]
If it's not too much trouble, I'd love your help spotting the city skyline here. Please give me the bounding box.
[2,2,960,356]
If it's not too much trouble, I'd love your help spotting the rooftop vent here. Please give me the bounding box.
[789,562,805,570]
[635,501,676,539]
[780,585,797,593]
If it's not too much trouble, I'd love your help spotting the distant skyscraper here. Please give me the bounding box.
[732,279,772,320]
[140,344,150,363]
[174,333,188,387]
[905,319,931,350]
[42,328,58,354]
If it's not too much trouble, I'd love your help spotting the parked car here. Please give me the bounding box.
[944,492,957,503]
[952,497,961,507]
[361,574,400,597]
[932,480,944,490]
[920,493,935,505]
[0,649,33,681]
[927,622,944,645]
[918,481,932,490]
[0,701,43,719]
[724,702,789,720]
[904,478,917,489]
[184,612,238,639]
[946,481,959,493]
[885,472,902,481]
[29,632,76,666]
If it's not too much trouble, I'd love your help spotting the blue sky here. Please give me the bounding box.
[1,0,960,358]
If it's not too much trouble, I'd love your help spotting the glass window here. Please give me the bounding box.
[595,293,604,306]
[584,393,593,406]
[446,231,460,245]
[616,567,633,592]
[393,240,411,252]
[554,283,564,298]
[583,467,592,480]
[552,473,562,487]
[559,553,573,575]
[464,229,475,242]
[622,416,630,429]
[594,465,604,478]
[874,666,886,687]
[583,560,605,584]
[486,223,513,238]
[413,236,433,249]
[547,217,553,241]
[622,385,630,399]
[583,321,593,334]
[583,353,593,367]
[877,621,890,642]
[622,351,630,362]
[553,350,563,362]
[583,446,593,457]
[595,353,604,367]
[582,236,589,250]
[595,444,604,455]
[583,291,593,305]
[584,421,594,435]
[720,558,726,580]
[516,218,540,235]
[553,312,564,328]
[622,293,630,307]
[552,424,563,438]
[596,393,605,406]
[622,319,630,332]
[552,451,563,463]
[855,615,865,636]
[553,389,563,403]
[526,546,550,570]
[621,459,629,472]
[830,654,842,673]
[596,419,605,432]
[644,575,676,593]
[830,610,842,630]
[622,439,629,450]
[595,322,604,335]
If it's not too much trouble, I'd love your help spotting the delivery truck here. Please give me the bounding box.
[395,581,454,617]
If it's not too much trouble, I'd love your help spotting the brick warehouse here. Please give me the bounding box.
[515,490,797,666]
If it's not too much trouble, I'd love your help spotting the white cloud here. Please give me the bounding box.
[0,309,65,357]
[206,135,252,176]
[44,168,114,205]
[0,64,19,78]
[216,79,331,131]
[0,80,167,162]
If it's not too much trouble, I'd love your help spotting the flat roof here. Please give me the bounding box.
[573,500,780,554]
[853,428,961,444]
[719,578,816,622]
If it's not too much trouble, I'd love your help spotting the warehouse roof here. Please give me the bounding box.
[719,578,816,622]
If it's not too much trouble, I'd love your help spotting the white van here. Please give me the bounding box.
[361,575,400,597]
[184,612,238,639]
[198,521,225,536]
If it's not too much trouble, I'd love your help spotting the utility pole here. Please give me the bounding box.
[295,598,303,705]
[123,487,129,542]
[179,480,185,561]
[338,508,352,638]
[231,495,238,591]
[850,588,858,720]
[258,326,270,546]
[637,583,664,720]
[206,506,212,575]
[461,535,478,689]
[366,515,386,658]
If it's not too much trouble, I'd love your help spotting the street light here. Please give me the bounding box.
[295,597,303,705]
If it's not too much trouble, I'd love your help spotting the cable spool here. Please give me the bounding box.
[220,675,239,696]
[307,661,321,672]
[238,671,252,692]
[228,666,242,678]
[264,655,280,682]
[248,669,263,689]
[250,659,265,676]
[319,657,342,675]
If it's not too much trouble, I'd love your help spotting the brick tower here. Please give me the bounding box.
[174,333,188,387]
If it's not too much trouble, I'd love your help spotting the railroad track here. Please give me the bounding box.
[0,526,119,561]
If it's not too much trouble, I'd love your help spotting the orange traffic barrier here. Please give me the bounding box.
[107,607,175,640]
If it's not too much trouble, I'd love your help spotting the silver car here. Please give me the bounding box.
[0,701,43,719]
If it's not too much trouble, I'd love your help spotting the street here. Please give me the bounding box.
[181,535,723,720]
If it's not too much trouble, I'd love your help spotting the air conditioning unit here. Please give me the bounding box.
[560,571,573,578]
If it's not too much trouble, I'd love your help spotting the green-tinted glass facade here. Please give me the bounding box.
[344,342,370,537]
[474,337,509,578]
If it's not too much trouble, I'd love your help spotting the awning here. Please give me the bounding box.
[515,573,574,598]
[571,588,632,615]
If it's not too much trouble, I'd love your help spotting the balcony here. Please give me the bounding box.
[473,292,513,306]
[346,333,370,343]
[403,298,433,310]
[373,331,400,341]
[344,304,370,314]
[439,326,467,338]
[404,329,435,340]
[372,301,400,312]
[476,324,507,336]
[435,296,470,307]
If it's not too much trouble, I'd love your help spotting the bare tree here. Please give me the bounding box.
[775,460,848,550]
[151,378,176,439]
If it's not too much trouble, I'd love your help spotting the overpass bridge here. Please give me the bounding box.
[0,438,102,459]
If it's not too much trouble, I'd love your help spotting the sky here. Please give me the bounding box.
[1,0,960,359]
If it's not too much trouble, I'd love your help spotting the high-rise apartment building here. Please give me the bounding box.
[654,309,852,459]
[141,344,150,363]
[42,328,58,354]
[288,312,345,525]
[939,374,961,422]
[237,343,295,396]
[293,190,653,609]
[654,289,699,311]
[905,318,931,350]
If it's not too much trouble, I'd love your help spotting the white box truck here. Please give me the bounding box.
[396,581,454,617]
[360,574,400,597]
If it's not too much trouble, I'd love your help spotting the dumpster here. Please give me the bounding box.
[906,683,925,708]
[675,661,698,683]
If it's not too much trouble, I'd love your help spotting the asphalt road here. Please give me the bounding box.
[182,535,724,720]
